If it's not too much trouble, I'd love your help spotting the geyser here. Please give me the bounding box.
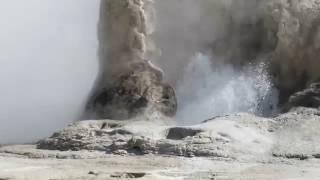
[176,53,279,125]
[153,0,320,122]
[0,0,100,144]
[2,0,319,143]
[87,0,281,123]
[86,0,177,120]
[152,0,280,124]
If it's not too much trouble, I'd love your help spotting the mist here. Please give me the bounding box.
[153,0,279,124]
[0,0,100,144]
[176,53,279,125]
[153,0,264,83]
[0,0,279,143]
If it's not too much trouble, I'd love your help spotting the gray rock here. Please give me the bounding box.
[87,61,177,120]
[38,108,320,161]
[283,83,320,112]
[38,113,274,160]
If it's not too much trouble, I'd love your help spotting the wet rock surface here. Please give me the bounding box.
[283,83,320,111]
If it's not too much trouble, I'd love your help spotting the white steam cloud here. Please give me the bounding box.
[176,53,279,125]
[0,0,99,144]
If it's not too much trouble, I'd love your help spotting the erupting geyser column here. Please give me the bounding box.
[86,0,177,120]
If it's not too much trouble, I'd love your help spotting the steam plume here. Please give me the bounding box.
[0,0,99,144]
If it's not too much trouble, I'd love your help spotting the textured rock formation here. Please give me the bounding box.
[86,0,177,120]
[283,82,320,112]
[38,113,273,159]
[38,108,320,160]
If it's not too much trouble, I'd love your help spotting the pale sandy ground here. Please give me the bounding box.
[0,146,320,180]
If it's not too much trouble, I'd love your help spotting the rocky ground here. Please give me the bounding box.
[1,151,320,180]
[1,107,320,179]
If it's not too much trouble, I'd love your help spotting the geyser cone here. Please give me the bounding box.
[85,0,177,120]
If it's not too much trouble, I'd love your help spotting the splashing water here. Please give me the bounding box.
[176,53,279,125]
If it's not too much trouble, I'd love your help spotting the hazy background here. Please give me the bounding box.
[0,0,100,144]
[0,0,278,143]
